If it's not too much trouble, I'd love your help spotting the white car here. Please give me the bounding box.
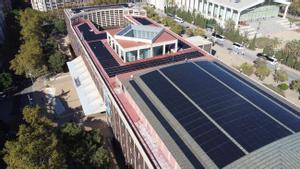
[232,42,245,54]
[174,16,184,23]
[266,56,278,65]
[211,32,225,43]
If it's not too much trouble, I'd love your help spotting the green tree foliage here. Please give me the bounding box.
[290,79,300,90]
[254,59,271,80]
[0,72,13,91]
[193,28,205,36]
[239,63,254,76]
[171,24,184,35]
[263,45,275,56]
[48,52,66,73]
[276,40,300,70]
[248,34,257,50]
[53,19,67,35]
[273,70,288,83]
[19,8,44,41]
[289,0,300,16]
[161,16,175,26]
[255,37,280,49]
[186,28,194,37]
[3,106,67,169]
[10,38,47,77]
[58,123,110,169]
[277,83,289,91]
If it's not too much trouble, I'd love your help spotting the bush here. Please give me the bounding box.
[254,59,270,80]
[273,70,288,83]
[277,83,289,91]
[255,37,280,49]
[0,72,13,91]
[290,79,300,90]
[264,84,285,96]
[239,63,254,76]
[171,24,184,35]
[193,28,205,36]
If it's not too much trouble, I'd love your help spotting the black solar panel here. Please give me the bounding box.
[132,17,153,25]
[78,23,107,41]
[105,51,202,77]
[88,41,120,68]
[201,61,300,131]
[215,62,300,118]
[130,80,205,169]
[141,71,245,168]
[178,40,191,49]
[160,62,295,152]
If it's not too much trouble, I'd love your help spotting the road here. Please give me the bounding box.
[155,9,300,81]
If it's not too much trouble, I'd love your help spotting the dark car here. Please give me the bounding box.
[257,53,268,59]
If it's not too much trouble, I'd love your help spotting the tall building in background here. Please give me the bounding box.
[148,0,291,27]
[31,0,94,11]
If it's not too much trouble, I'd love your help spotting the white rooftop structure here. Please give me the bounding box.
[67,56,106,115]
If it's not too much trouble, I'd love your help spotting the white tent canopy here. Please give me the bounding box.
[67,56,106,115]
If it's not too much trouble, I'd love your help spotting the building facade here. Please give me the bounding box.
[149,0,291,27]
[31,0,94,11]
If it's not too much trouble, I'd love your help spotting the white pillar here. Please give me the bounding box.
[163,45,166,55]
[222,7,227,24]
[137,49,140,60]
[211,3,214,17]
[230,9,234,19]
[217,5,221,20]
[206,2,209,16]
[235,12,240,27]
[200,0,204,14]
[175,42,178,52]
[283,5,289,18]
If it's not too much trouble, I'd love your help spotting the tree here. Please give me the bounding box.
[58,123,110,169]
[0,72,13,91]
[19,8,44,41]
[248,34,257,50]
[48,52,66,73]
[273,70,288,83]
[10,38,47,77]
[193,28,205,36]
[290,79,300,91]
[254,59,270,80]
[185,28,194,37]
[263,45,275,56]
[289,0,300,16]
[3,106,67,169]
[53,19,66,35]
[171,24,183,35]
[239,63,254,76]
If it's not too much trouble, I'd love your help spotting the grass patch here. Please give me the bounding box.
[287,16,300,23]
[255,37,280,49]
[263,84,285,97]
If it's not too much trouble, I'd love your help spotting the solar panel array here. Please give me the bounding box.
[105,51,203,77]
[78,23,107,41]
[130,81,205,169]
[132,16,153,25]
[130,61,300,168]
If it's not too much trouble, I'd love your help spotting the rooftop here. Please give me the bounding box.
[211,0,265,11]
[124,61,300,168]
[115,24,164,42]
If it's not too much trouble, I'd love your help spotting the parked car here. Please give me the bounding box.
[211,32,225,44]
[266,56,278,65]
[257,53,268,59]
[167,13,174,17]
[232,42,244,54]
[174,16,184,23]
